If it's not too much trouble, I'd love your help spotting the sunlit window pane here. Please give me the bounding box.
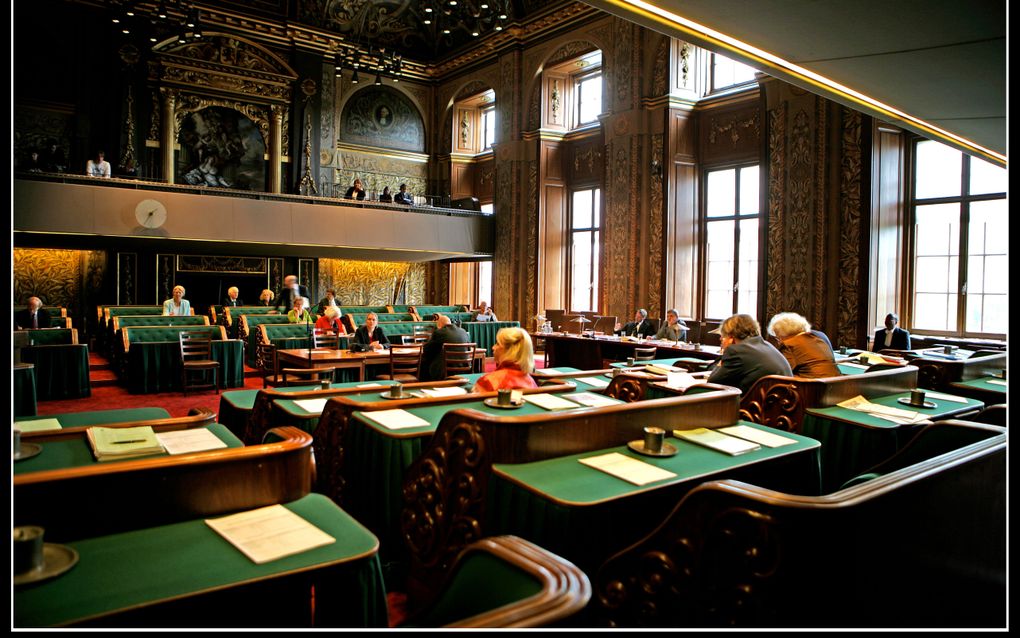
[477,261,492,308]
[480,203,494,215]
[739,166,759,214]
[578,74,602,125]
[712,54,756,91]
[914,140,962,199]
[706,170,735,217]
[914,293,953,331]
[969,156,1007,195]
[915,203,959,256]
[968,200,1007,256]
[572,190,593,229]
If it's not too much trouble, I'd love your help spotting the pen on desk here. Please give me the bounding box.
[112,439,148,444]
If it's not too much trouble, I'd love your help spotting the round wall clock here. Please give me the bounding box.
[135,199,168,229]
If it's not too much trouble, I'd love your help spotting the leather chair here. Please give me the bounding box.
[378,345,423,382]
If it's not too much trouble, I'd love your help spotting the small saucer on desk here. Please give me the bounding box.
[379,392,408,400]
[483,397,524,409]
[897,397,937,409]
[627,439,678,457]
[13,442,42,462]
[14,543,79,587]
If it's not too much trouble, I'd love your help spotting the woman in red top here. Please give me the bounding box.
[314,306,346,334]
[473,327,539,392]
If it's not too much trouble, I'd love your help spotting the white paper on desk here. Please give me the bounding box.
[292,398,329,414]
[157,428,228,455]
[664,372,701,390]
[522,393,580,410]
[569,392,620,408]
[923,391,969,404]
[718,425,798,448]
[674,428,761,455]
[357,383,384,388]
[579,452,676,486]
[840,362,869,370]
[836,396,927,424]
[361,409,431,430]
[420,387,469,398]
[576,376,610,388]
[14,418,62,433]
[987,379,1007,386]
[206,504,335,565]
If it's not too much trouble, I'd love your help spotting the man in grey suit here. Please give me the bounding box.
[707,313,792,394]
[421,314,471,381]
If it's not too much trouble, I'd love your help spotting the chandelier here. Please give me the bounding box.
[109,1,204,45]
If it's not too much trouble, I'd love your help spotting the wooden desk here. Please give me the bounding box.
[277,347,486,382]
[537,333,720,370]
[16,407,171,429]
[14,494,387,628]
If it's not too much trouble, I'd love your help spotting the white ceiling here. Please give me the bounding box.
[585,0,1006,164]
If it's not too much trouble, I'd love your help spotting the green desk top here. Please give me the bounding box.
[352,391,625,438]
[14,493,380,627]
[16,408,171,427]
[533,367,583,375]
[14,424,242,475]
[805,391,984,429]
[837,362,870,375]
[220,384,340,411]
[491,421,819,506]
[951,376,1008,394]
[609,358,709,369]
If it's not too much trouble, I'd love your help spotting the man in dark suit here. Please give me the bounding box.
[707,313,793,394]
[421,314,471,381]
[873,313,911,351]
[222,286,245,308]
[15,297,52,330]
[274,275,310,314]
[614,309,656,338]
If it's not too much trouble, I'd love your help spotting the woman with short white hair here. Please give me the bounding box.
[766,312,839,378]
[162,285,192,316]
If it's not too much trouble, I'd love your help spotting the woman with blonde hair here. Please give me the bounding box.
[473,327,539,392]
[766,312,839,379]
[258,289,275,306]
[162,285,191,316]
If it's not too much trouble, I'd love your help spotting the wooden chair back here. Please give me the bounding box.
[632,347,657,361]
[179,332,219,394]
[443,342,477,377]
[313,328,340,349]
[281,366,336,387]
[388,345,423,381]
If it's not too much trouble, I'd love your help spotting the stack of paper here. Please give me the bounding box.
[645,364,680,376]
[156,428,228,455]
[568,392,620,408]
[576,376,610,388]
[836,395,928,424]
[664,371,701,390]
[718,424,798,448]
[293,398,329,414]
[579,452,676,485]
[522,393,580,410]
[86,426,164,462]
[14,418,62,433]
[420,387,469,398]
[361,409,431,430]
[674,428,761,455]
[206,504,336,564]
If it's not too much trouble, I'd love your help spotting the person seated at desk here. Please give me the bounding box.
[162,285,191,316]
[352,312,389,352]
[223,286,244,307]
[344,179,366,201]
[707,313,792,394]
[421,314,471,381]
[287,297,313,324]
[473,327,539,392]
[257,288,275,307]
[767,312,839,378]
[85,150,111,178]
[15,296,52,330]
[614,308,656,338]
[874,312,911,351]
[317,288,341,315]
[315,306,347,335]
[654,309,688,342]
[379,186,393,203]
[394,183,414,205]
[473,301,498,322]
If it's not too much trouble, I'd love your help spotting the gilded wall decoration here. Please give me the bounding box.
[708,112,761,147]
[320,60,336,187]
[337,150,427,196]
[269,258,284,294]
[118,86,138,174]
[838,109,863,349]
[176,256,268,274]
[766,103,786,322]
[812,99,827,327]
[455,80,493,103]
[787,109,813,309]
[573,145,601,175]
[647,134,664,317]
[499,53,518,142]
[651,37,668,97]
[678,42,691,89]
[156,254,175,303]
[317,259,425,305]
[163,35,284,75]
[148,89,161,142]
[13,249,108,323]
[177,106,267,191]
[493,159,514,317]
[612,19,633,110]
[121,253,139,305]
[524,159,539,325]
[340,85,425,153]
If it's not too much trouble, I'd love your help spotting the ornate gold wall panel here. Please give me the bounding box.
[317,259,425,305]
[14,248,107,328]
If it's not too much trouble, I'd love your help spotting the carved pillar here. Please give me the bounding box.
[270,105,284,194]
[160,88,176,184]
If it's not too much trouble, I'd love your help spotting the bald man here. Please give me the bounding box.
[15,297,52,330]
[421,313,471,381]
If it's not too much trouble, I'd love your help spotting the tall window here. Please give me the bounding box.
[911,139,1007,335]
[481,106,495,150]
[711,53,757,92]
[477,260,493,308]
[569,187,601,312]
[576,71,602,126]
[703,165,760,319]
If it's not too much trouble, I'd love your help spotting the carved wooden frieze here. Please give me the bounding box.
[648,133,664,316]
[838,109,863,349]
[765,103,786,322]
[524,159,539,324]
[176,255,268,274]
[708,111,761,147]
[787,108,813,311]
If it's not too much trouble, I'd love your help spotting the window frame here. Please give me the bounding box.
[709,52,758,94]
[907,139,1007,338]
[573,67,603,129]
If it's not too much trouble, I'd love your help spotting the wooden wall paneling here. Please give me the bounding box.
[539,136,567,314]
[664,107,697,320]
[451,160,475,199]
[870,123,907,343]
[474,157,494,203]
